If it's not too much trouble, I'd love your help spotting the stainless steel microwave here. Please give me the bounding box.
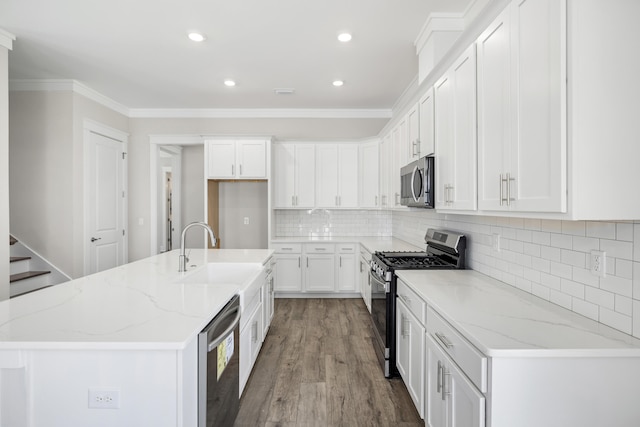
[400,156,434,208]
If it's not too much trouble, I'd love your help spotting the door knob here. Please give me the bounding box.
[90,237,101,242]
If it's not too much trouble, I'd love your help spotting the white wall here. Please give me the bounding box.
[0,43,10,300]
[127,117,387,261]
[393,210,640,339]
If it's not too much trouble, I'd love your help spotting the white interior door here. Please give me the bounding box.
[86,128,127,274]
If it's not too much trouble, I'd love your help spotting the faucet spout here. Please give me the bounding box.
[178,222,217,272]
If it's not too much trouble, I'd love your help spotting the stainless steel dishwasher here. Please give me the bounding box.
[198,295,241,427]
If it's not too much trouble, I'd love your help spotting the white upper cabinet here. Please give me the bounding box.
[418,88,435,157]
[206,139,267,179]
[435,44,478,211]
[273,143,315,208]
[379,135,392,208]
[316,144,358,208]
[359,140,380,208]
[406,103,421,161]
[477,0,566,212]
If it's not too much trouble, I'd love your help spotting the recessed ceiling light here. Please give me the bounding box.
[187,32,206,42]
[338,33,352,42]
[224,80,236,87]
[333,80,344,87]
[274,88,295,95]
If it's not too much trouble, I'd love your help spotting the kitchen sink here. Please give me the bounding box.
[176,263,262,286]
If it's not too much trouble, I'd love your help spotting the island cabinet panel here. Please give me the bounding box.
[24,347,193,427]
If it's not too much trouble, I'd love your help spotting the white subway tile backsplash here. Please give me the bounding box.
[572,298,599,321]
[540,219,562,233]
[572,236,599,253]
[600,307,632,334]
[540,246,561,261]
[540,272,561,291]
[634,262,640,300]
[599,275,633,298]
[560,279,585,299]
[572,267,599,288]
[560,249,586,268]
[550,261,573,280]
[550,290,572,310]
[586,287,615,310]
[550,233,573,250]
[600,239,633,260]
[616,295,633,316]
[616,259,633,280]
[562,221,586,236]
[531,231,551,246]
[617,223,634,242]
[586,221,617,239]
[531,283,551,300]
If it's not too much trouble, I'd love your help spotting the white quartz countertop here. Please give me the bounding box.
[397,269,640,357]
[0,249,273,351]
[271,237,422,254]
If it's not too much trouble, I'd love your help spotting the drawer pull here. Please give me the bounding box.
[435,332,454,349]
[442,369,451,400]
[315,248,326,251]
[437,360,443,393]
[282,248,293,251]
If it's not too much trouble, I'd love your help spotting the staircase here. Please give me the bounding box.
[9,235,58,297]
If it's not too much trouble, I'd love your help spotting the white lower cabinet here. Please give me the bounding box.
[396,296,425,418]
[240,301,263,395]
[359,246,372,312]
[274,242,360,294]
[426,334,485,427]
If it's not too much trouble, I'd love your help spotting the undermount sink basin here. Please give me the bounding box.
[176,263,262,285]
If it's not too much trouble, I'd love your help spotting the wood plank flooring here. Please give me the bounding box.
[235,298,423,427]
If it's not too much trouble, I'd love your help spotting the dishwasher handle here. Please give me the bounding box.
[206,305,241,352]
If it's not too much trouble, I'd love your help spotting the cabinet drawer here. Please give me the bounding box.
[337,243,356,254]
[427,307,487,393]
[272,243,302,253]
[304,243,335,254]
[397,279,426,325]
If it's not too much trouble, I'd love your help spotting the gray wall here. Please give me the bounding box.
[181,144,205,248]
[219,181,268,249]
[0,45,9,299]
[9,90,128,278]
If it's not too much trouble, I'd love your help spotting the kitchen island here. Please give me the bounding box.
[0,248,273,427]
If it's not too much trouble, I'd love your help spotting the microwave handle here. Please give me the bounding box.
[411,165,420,203]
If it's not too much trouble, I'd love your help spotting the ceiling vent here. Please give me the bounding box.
[274,88,295,95]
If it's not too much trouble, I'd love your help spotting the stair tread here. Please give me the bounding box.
[11,285,53,298]
[10,271,51,283]
[9,236,17,245]
[10,256,31,263]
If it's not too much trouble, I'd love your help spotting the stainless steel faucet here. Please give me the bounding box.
[178,222,217,272]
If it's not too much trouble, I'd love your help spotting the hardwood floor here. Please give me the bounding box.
[235,298,423,427]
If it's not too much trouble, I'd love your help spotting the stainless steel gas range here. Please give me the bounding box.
[369,229,466,378]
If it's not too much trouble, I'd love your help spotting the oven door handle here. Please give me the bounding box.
[368,269,390,293]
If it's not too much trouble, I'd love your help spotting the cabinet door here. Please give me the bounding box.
[396,300,410,381]
[419,89,436,156]
[448,357,486,427]
[407,103,420,160]
[435,73,453,209]
[359,141,380,208]
[305,255,335,292]
[510,0,566,212]
[426,334,447,427]
[207,141,236,179]
[274,254,302,291]
[359,257,370,311]
[294,144,316,208]
[273,144,296,208]
[391,124,404,207]
[237,140,267,179]
[450,44,478,211]
[337,253,356,291]
[398,300,425,418]
[316,144,339,207]
[477,8,512,211]
[379,134,391,208]
[338,145,359,208]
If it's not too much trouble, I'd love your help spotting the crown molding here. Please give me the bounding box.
[129,108,392,119]
[9,79,130,116]
[414,13,465,52]
[0,29,16,50]
[8,79,392,119]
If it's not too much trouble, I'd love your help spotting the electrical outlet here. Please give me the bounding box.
[243,217,250,225]
[88,388,120,409]
[492,233,501,252]
[590,250,606,277]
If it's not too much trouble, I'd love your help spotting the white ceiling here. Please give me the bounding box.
[0,0,474,110]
